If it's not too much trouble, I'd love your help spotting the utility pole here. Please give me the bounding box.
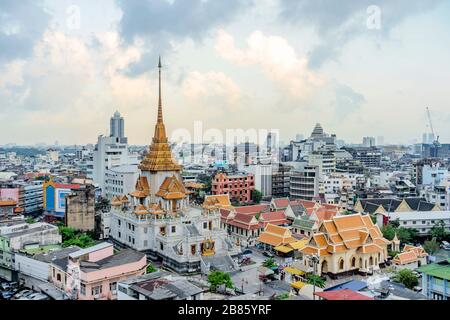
[309,254,319,300]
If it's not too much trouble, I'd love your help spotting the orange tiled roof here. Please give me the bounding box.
[156,175,187,200]
[403,245,428,258]
[393,250,418,265]
[257,223,296,247]
[358,244,383,254]
[203,194,232,209]
[303,213,389,257]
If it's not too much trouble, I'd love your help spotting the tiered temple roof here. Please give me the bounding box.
[300,213,390,257]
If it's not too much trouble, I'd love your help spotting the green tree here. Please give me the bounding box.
[59,226,77,242]
[423,237,440,255]
[431,220,447,242]
[251,189,263,204]
[305,274,326,289]
[146,263,157,273]
[26,216,36,224]
[381,224,396,241]
[397,227,413,243]
[370,215,377,224]
[207,271,234,292]
[263,257,277,269]
[275,293,289,300]
[394,269,419,290]
[390,219,400,228]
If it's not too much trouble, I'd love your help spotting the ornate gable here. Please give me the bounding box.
[156,175,187,200]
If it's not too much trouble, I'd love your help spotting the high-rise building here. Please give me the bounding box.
[88,112,139,196]
[362,137,376,147]
[110,111,127,143]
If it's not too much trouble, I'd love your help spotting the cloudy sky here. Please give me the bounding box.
[1,0,449,146]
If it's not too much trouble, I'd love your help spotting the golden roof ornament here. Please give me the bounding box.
[139,57,182,173]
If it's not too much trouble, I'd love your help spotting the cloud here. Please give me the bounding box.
[215,29,325,99]
[115,0,253,75]
[0,0,50,63]
[333,84,366,119]
[181,71,241,105]
[278,0,444,67]
[0,30,159,144]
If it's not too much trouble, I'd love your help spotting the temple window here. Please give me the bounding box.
[191,244,196,255]
[351,257,356,268]
[339,259,344,270]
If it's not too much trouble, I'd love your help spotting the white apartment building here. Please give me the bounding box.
[88,112,139,196]
[241,163,273,197]
[384,211,450,236]
[104,164,140,199]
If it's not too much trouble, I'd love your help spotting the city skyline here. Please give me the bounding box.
[1,0,450,146]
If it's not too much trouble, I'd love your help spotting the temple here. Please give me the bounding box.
[104,58,240,274]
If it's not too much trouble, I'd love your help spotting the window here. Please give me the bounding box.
[118,231,121,238]
[92,285,102,296]
[57,274,61,282]
[80,283,86,296]
[203,222,208,229]
[160,242,164,251]
[171,226,176,233]
[191,244,196,255]
[118,219,121,226]
[412,221,416,224]
[109,282,117,293]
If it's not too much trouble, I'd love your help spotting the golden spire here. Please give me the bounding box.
[158,56,163,123]
[139,57,182,173]
[153,56,168,143]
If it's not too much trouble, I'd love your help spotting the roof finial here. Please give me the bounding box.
[158,56,163,123]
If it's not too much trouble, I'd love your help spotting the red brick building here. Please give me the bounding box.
[212,172,255,204]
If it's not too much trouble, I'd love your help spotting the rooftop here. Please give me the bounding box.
[80,249,146,272]
[418,259,450,280]
[315,289,373,300]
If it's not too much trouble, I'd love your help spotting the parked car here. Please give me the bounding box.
[242,249,253,255]
[263,251,274,258]
[441,241,450,250]
[0,282,11,291]
[29,293,50,301]
[13,289,34,300]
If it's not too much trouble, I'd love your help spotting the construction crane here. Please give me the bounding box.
[426,107,441,156]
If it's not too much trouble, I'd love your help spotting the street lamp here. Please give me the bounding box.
[241,278,248,293]
[308,254,320,300]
